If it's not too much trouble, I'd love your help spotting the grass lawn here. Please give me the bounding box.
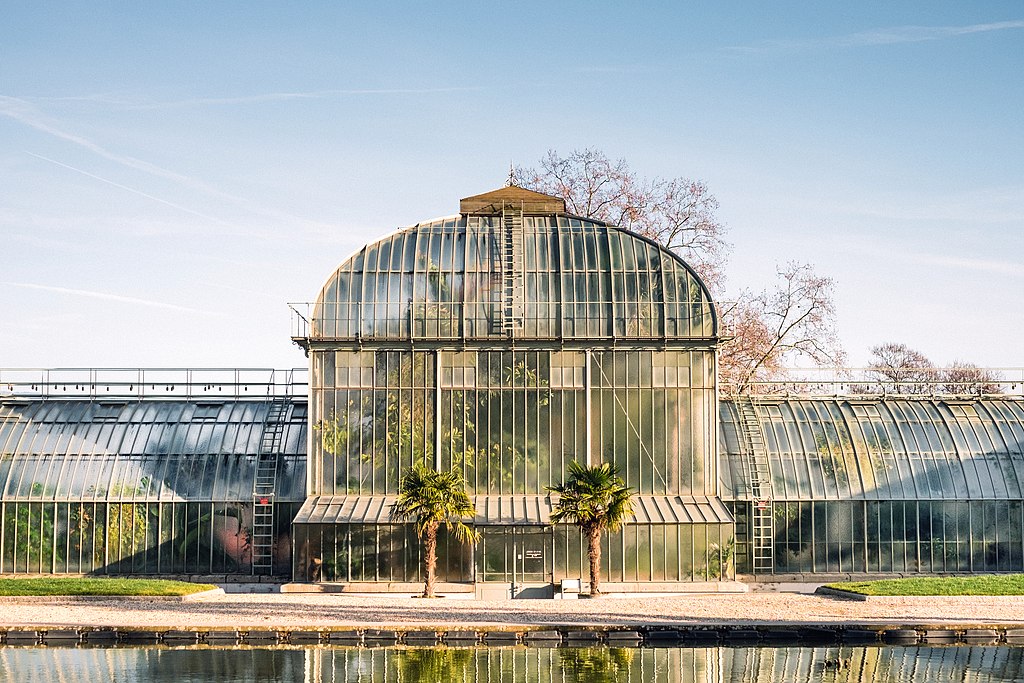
[0,577,217,597]
[826,574,1024,596]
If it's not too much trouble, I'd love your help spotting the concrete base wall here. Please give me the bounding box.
[282,580,748,597]
[0,573,283,583]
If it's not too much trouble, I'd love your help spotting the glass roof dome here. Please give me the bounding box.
[311,186,717,343]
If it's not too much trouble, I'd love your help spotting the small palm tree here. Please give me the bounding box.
[547,461,634,597]
[390,464,477,598]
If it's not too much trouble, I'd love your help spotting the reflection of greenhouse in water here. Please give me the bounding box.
[3,646,1023,683]
[1,185,1023,584]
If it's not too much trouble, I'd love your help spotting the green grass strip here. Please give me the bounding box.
[826,574,1024,596]
[0,577,217,597]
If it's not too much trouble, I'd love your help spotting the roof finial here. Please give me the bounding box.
[506,159,518,187]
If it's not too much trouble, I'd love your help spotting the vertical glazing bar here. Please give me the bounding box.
[1018,503,1024,575]
[648,524,654,582]
[677,524,683,582]
[433,351,441,471]
[157,500,164,573]
[499,355,506,494]
[48,502,55,574]
[585,350,592,467]
[103,501,110,572]
[863,502,869,572]
[368,360,379,491]
[535,355,542,493]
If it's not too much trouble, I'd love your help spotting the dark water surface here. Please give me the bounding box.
[2,645,1023,682]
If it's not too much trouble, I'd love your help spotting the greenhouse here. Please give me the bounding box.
[1,184,1022,588]
[721,396,1024,575]
[291,186,731,590]
[0,370,306,576]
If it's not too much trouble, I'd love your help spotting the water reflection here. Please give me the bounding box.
[2,646,1023,683]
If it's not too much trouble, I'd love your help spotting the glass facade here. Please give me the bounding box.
[312,215,714,341]
[0,398,306,575]
[309,349,716,497]
[298,187,726,585]
[293,522,734,584]
[721,398,1024,574]
[8,188,1020,585]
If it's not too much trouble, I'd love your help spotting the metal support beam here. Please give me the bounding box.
[585,350,593,466]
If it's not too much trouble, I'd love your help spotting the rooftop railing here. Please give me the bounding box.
[4,366,1018,401]
[722,367,1024,398]
[0,368,308,401]
[288,300,716,341]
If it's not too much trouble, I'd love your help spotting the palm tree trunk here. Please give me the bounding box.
[422,521,439,597]
[587,525,602,597]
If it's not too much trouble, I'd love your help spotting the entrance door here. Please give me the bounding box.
[478,527,552,584]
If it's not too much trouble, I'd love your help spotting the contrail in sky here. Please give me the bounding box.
[0,95,226,197]
[1,282,214,314]
[126,86,481,109]
[727,19,1024,52]
[26,152,239,229]
[1,95,341,237]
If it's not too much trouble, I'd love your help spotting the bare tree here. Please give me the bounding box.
[941,361,1002,395]
[519,149,729,290]
[864,343,938,395]
[521,149,844,393]
[859,345,1001,395]
[720,263,845,394]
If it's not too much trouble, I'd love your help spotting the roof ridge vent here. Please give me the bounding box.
[460,185,566,214]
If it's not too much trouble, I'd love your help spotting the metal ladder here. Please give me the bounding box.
[736,395,774,574]
[501,205,525,336]
[252,396,289,574]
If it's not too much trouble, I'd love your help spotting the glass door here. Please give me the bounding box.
[479,527,552,583]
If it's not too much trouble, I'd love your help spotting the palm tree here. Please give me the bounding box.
[390,464,477,598]
[547,461,634,597]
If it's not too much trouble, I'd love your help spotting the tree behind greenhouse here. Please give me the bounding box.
[860,343,1002,395]
[520,149,845,394]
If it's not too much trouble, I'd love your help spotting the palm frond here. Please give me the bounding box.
[547,461,634,530]
[390,464,479,543]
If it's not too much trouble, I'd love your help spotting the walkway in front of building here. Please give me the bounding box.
[3,590,1023,630]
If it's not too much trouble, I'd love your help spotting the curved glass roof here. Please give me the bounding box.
[10,394,1022,505]
[720,398,1024,501]
[312,194,716,342]
[0,399,307,502]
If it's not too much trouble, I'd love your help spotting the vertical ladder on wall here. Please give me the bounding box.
[737,395,774,574]
[252,396,289,574]
[501,205,525,336]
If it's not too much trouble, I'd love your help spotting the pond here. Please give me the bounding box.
[2,645,1023,682]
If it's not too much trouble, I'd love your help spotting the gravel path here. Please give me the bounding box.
[4,593,1024,629]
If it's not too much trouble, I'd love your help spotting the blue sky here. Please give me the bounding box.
[2,2,1022,370]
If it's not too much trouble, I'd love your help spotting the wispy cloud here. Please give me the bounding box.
[3,231,84,253]
[831,236,1024,279]
[204,282,282,301]
[570,65,651,75]
[1,95,345,240]
[745,183,1024,225]
[0,95,227,196]
[26,152,243,229]
[901,252,1024,278]
[18,86,482,110]
[124,86,480,109]
[0,282,216,315]
[727,20,1024,53]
